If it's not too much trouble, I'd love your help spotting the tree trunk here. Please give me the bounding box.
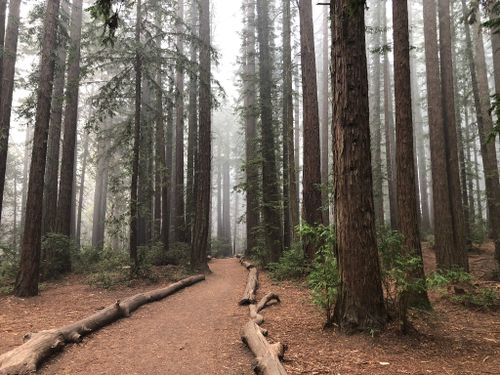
[174,0,186,243]
[130,0,142,274]
[382,0,398,230]
[190,0,211,272]
[321,6,329,226]
[299,0,323,259]
[92,125,109,250]
[14,0,61,297]
[186,0,198,244]
[331,0,387,332]
[20,126,33,233]
[75,131,89,248]
[42,0,70,236]
[244,0,260,256]
[423,0,468,271]
[257,0,283,263]
[0,0,22,225]
[222,146,231,250]
[55,0,83,245]
[392,0,430,308]
[371,0,384,228]
[0,0,6,83]
[468,9,500,264]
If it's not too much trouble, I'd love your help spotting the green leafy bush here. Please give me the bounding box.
[41,233,76,280]
[308,244,339,327]
[268,243,309,281]
[450,287,500,309]
[0,245,18,293]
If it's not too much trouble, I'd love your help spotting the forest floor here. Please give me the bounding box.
[0,245,499,374]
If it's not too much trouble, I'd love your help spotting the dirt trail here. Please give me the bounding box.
[39,258,253,375]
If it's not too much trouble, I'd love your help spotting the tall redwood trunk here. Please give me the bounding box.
[191,0,211,271]
[130,0,142,273]
[299,0,323,259]
[75,131,89,248]
[174,0,186,243]
[256,0,283,262]
[331,0,387,332]
[437,0,468,270]
[0,0,22,225]
[42,0,70,236]
[15,0,61,297]
[56,0,83,244]
[92,126,109,250]
[392,0,430,309]
[321,5,329,226]
[244,0,259,255]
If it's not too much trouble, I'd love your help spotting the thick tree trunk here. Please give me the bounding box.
[186,0,198,243]
[437,0,468,270]
[321,6,329,226]
[190,0,211,272]
[130,0,142,274]
[257,0,283,263]
[331,0,387,332]
[0,275,205,375]
[0,0,22,225]
[299,0,323,260]
[0,0,6,82]
[92,127,109,249]
[392,0,430,308]
[174,0,186,243]
[14,0,61,297]
[56,0,83,244]
[423,0,468,271]
[244,0,260,255]
[222,147,232,248]
[469,11,500,264]
[42,0,70,236]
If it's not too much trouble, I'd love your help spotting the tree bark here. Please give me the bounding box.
[256,0,283,263]
[321,5,330,226]
[382,0,398,230]
[244,0,260,256]
[331,0,387,332]
[75,131,89,248]
[190,0,211,272]
[56,0,83,244]
[130,0,142,274]
[392,0,430,308]
[174,0,186,243]
[14,0,61,297]
[0,0,6,83]
[0,275,205,375]
[0,0,22,225]
[299,0,323,260]
[92,125,109,250]
[437,0,468,270]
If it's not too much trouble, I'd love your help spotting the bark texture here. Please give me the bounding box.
[331,0,387,332]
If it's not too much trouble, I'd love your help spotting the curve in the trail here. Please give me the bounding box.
[40,258,253,375]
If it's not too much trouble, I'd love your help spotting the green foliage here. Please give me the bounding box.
[40,234,76,280]
[211,239,232,258]
[0,246,19,294]
[308,245,339,327]
[165,242,191,266]
[426,268,473,289]
[268,243,309,281]
[450,287,500,310]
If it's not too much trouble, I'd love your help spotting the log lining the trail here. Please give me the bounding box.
[239,259,287,375]
[0,274,205,375]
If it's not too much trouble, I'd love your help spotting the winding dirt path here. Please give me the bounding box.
[39,258,253,375]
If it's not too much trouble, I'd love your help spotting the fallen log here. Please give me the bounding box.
[240,267,258,305]
[0,274,205,375]
[241,320,287,375]
[249,293,281,325]
[241,260,255,270]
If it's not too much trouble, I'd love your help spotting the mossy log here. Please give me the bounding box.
[0,274,205,375]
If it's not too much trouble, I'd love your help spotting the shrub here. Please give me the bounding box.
[41,233,76,280]
[308,244,339,327]
[0,245,18,293]
[450,287,500,310]
[268,243,309,280]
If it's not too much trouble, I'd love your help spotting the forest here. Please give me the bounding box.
[0,0,499,374]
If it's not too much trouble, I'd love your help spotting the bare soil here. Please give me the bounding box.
[1,245,498,374]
